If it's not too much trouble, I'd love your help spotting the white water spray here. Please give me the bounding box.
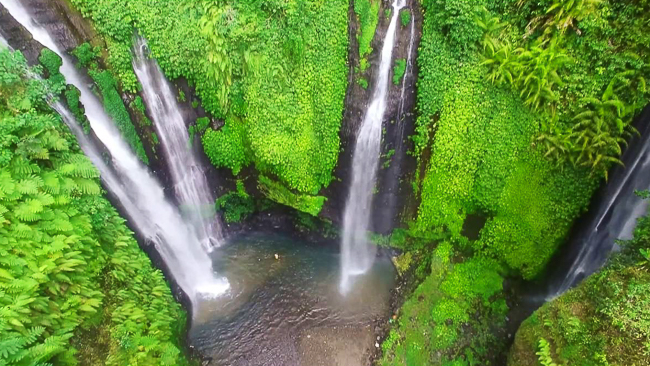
[0,0,229,302]
[340,0,405,294]
[132,36,222,251]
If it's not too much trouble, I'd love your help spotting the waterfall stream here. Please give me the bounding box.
[397,15,415,124]
[0,0,228,302]
[132,36,222,251]
[340,0,406,294]
[548,106,650,298]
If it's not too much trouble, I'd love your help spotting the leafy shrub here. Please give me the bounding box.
[215,180,255,223]
[413,1,596,280]
[202,116,250,175]
[517,0,602,37]
[482,37,569,110]
[423,0,484,54]
[38,49,65,94]
[71,42,100,68]
[70,1,349,199]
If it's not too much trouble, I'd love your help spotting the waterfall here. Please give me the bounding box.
[340,0,406,294]
[0,0,229,302]
[396,15,415,124]
[381,9,416,229]
[132,36,222,251]
[549,106,650,298]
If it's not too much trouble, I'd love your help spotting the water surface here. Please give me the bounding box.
[191,233,395,366]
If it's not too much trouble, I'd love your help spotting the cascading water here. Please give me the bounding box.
[548,106,650,298]
[381,9,416,229]
[0,0,228,302]
[132,36,222,251]
[340,0,405,294]
[396,16,415,124]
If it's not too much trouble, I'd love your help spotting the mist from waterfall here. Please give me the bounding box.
[340,0,406,294]
[132,36,222,251]
[0,0,228,302]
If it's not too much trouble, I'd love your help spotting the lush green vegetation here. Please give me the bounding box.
[6,0,649,364]
[400,9,412,27]
[411,2,594,281]
[0,49,188,366]
[393,59,407,85]
[509,202,650,366]
[383,0,650,365]
[381,242,508,366]
[354,0,380,72]
[215,181,255,223]
[88,68,149,164]
[70,0,349,215]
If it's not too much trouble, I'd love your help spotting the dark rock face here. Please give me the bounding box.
[0,3,42,63]
[322,0,422,234]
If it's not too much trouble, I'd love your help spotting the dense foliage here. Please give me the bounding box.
[215,180,255,223]
[69,0,349,215]
[0,49,188,366]
[354,0,380,72]
[412,2,595,280]
[383,0,650,365]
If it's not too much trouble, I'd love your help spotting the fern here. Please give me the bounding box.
[537,338,563,366]
[1,47,188,366]
[14,199,44,222]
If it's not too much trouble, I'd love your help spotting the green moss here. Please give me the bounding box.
[258,175,326,216]
[391,252,413,275]
[354,0,380,58]
[358,77,369,89]
[400,8,411,27]
[393,58,406,85]
[381,247,508,366]
[64,85,91,133]
[88,69,148,164]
